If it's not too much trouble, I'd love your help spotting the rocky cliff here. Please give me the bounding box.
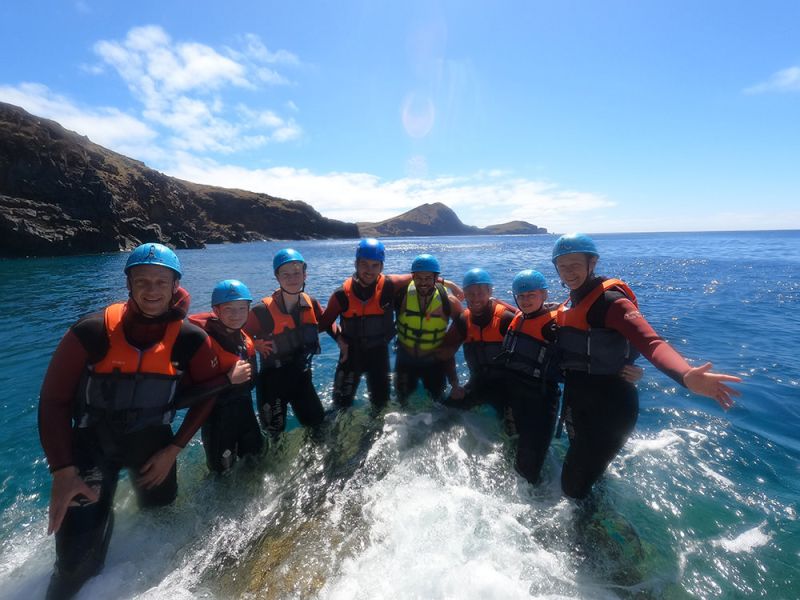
[358,202,547,237]
[0,102,358,257]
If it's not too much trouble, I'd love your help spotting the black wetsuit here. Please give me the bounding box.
[559,277,641,500]
[39,293,220,600]
[499,306,561,484]
[198,318,263,472]
[441,302,516,421]
[321,275,399,409]
[393,284,460,402]
[245,294,325,438]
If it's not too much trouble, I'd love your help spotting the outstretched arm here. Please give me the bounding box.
[683,362,741,410]
[606,298,741,409]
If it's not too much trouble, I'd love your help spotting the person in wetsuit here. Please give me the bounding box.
[244,249,326,439]
[189,280,262,473]
[318,238,406,410]
[440,268,517,423]
[38,243,229,600]
[552,233,742,500]
[394,254,464,402]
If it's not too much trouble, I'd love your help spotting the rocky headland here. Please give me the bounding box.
[0,102,357,257]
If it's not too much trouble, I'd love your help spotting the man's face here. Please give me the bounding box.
[127,264,179,317]
[276,261,306,294]
[213,300,251,330]
[356,258,383,285]
[515,289,547,314]
[555,254,596,290]
[464,284,492,314]
[412,271,437,296]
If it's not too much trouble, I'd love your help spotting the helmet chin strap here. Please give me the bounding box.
[279,282,306,296]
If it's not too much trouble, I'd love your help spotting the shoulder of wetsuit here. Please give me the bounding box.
[205,319,246,354]
[251,301,275,334]
[70,310,108,363]
[171,320,210,368]
[585,286,628,328]
[333,288,349,312]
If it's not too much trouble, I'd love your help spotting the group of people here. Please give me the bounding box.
[38,235,741,599]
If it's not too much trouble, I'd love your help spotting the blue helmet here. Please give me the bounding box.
[512,270,548,295]
[211,279,253,306]
[273,248,306,273]
[411,253,441,274]
[551,233,599,264]
[124,242,182,278]
[462,268,493,289]
[356,238,385,262]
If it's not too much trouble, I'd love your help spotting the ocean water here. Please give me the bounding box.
[0,231,798,599]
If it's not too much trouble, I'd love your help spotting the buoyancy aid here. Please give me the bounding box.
[463,301,506,373]
[556,278,640,375]
[189,313,256,403]
[76,302,183,432]
[501,308,559,380]
[340,275,396,347]
[396,282,451,353]
[260,293,320,367]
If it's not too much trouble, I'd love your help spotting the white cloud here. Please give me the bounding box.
[161,154,616,231]
[0,82,159,158]
[89,25,301,153]
[238,33,300,65]
[744,66,800,94]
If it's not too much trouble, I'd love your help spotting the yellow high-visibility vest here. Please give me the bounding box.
[396,281,449,351]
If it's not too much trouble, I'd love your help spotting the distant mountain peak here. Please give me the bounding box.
[358,203,547,238]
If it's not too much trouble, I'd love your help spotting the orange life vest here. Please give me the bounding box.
[188,312,255,372]
[260,293,320,367]
[500,307,559,380]
[556,278,639,375]
[340,275,396,347]
[463,301,507,372]
[78,302,183,432]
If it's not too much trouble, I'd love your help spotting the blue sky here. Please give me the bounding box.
[1,1,798,232]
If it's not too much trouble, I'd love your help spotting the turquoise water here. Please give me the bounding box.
[0,232,798,598]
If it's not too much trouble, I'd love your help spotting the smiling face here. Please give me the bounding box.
[515,289,547,314]
[555,253,598,290]
[412,271,437,297]
[213,300,251,330]
[276,261,306,294]
[127,264,179,317]
[464,284,492,314]
[355,258,383,286]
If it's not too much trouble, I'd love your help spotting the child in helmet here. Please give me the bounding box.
[189,280,261,472]
[495,270,564,484]
[552,233,741,500]
[245,249,326,438]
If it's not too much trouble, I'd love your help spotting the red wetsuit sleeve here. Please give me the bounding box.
[172,336,220,448]
[317,292,344,332]
[38,330,88,472]
[605,298,692,385]
[311,297,335,338]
